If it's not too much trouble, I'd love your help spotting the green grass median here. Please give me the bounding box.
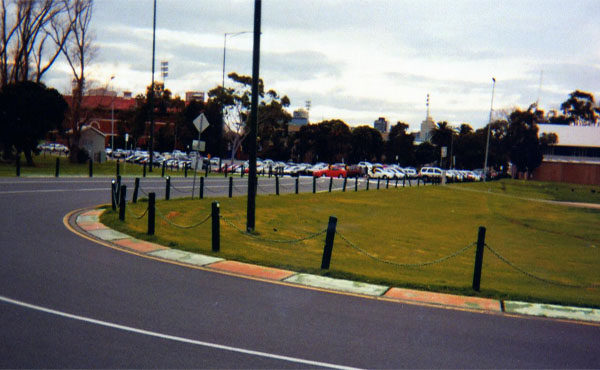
[101,179,600,308]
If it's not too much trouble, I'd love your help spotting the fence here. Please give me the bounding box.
[109,178,598,293]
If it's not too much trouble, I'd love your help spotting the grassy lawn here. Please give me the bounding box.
[101,179,600,308]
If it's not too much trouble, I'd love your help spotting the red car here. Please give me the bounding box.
[313,165,347,178]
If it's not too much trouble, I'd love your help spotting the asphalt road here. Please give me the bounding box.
[0,176,599,368]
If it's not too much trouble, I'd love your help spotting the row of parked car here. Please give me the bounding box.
[104,147,485,181]
[37,142,69,154]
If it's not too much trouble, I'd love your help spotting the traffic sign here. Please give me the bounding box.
[193,113,210,133]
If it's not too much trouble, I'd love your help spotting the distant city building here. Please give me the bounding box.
[289,108,309,132]
[373,117,388,133]
[185,91,205,103]
[419,93,435,142]
[87,88,117,97]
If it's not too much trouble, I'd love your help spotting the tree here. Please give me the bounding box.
[349,125,383,163]
[385,122,415,165]
[0,0,73,87]
[208,72,291,162]
[255,89,292,161]
[560,90,598,125]
[0,81,67,164]
[506,106,544,176]
[415,142,437,166]
[60,0,95,163]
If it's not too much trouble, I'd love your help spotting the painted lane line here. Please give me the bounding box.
[0,295,361,370]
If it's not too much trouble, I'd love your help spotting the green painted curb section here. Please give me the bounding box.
[504,301,600,323]
[88,229,131,241]
[148,249,224,267]
[77,215,99,223]
[284,273,389,296]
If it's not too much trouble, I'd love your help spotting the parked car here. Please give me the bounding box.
[313,165,347,178]
[368,166,396,179]
[346,164,366,178]
[419,166,443,181]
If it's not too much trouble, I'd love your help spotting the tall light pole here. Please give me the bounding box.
[483,77,496,182]
[246,0,261,232]
[109,75,115,150]
[221,31,250,159]
[148,0,157,172]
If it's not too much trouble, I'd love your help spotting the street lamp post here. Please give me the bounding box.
[109,76,116,150]
[149,0,157,172]
[246,0,261,232]
[483,77,496,182]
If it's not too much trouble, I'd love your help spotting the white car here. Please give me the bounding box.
[369,167,395,179]
[419,166,443,180]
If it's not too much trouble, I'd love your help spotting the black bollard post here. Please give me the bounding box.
[343,177,347,192]
[200,176,205,199]
[275,175,280,195]
[321,216,338,269]
[116,160,120,177]
[147,192,155,235]
[386,178,389,189]
[212,201,220,252]
[55,158,60,177]
[133,178,140,203]
[377,178,380,190]
[403,176,406,187]
[88,159,93,177]
[313,176,316,193]
[161,161,166,178]
[472,226,487,292]
[184,164,188,178]
[143,162,147,178]
[111,180,117,211]
[229,176,233,198]
[366,178,370,191]
[269,165,272,178]
[165,176,171,200]
[119,185,127,221]
[395,178,398,188]
[295,177,299,194]
[329,177,333,192]
[355,177,358,192]
[16,155,20,177]
[241,165,244,178]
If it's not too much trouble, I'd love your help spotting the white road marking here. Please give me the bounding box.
[0,295,360,370]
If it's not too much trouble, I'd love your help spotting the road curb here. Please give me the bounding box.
[71,207,599,325]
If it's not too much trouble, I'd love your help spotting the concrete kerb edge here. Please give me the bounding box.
[71,206,600,324]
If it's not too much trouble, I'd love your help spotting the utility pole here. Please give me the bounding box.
[483,77,496,181]
[148,0,157,172]
[246,0,262,232]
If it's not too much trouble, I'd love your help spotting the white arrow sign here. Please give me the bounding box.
[193,113,210,133]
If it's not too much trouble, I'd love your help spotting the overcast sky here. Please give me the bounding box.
[45,0,600,132]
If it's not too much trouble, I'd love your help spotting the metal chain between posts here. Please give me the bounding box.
[169,182,190,194]
[154,207,212,229]
[279,181,295,190]
[203,182,225,193]
[256,183,272,194]
[126,205,150,220]
[112,184,121,207]
[484,244,600,289]
[220,215,327,244]
[336,231,476,268]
